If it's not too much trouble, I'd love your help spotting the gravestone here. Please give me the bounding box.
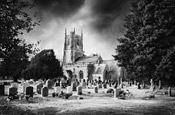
[94,86,98,93]
[0,85,4,95]
[8,87,18,96]
[36,83,43,94]
[114,88,119,98]
[67,86,72,93]
[168,87,171,97]
[138,83,141,89]
[103,83,107,89]
[41,87,48,97]
[46,79,52,89]
[71,82,77,91]
[98,84,102,89]
[54,86,61,95]
[82,82,87,89]
[77,86,82,95]
[159,80,162,89]
[26,86,33,97]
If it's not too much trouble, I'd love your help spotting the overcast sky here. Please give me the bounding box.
[23,0,133,60]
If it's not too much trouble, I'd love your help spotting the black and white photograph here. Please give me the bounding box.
[0,0,175,114]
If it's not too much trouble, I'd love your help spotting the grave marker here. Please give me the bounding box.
[36,83,43,94]
[26,86,33,97]
[114,88,119,98]
[46,79,52,89]
[54,86,61,95]
[41,87,48,97]
[8,87,17,96]
[77,86,82,95]
[94,86,98,93]
[0,85,4,95]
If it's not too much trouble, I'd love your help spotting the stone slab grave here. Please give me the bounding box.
[8,87,18,96]
[41,86,48,97]
[46,79,52,89]
[26,86,33,97]
[114,88,119,98]
[0,84,4,95]
[54,86,61,95]
[77,86,82,95]
[94,86,98,93]
[71,82,77,91]
[36,83,43,94]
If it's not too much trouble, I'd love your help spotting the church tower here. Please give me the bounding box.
[63,28,84,65]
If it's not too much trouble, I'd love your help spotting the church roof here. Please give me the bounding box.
[75,55,99,63]
[93,64,108,74]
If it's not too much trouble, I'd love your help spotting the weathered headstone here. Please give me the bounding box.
[82,82,87,89]
[103,83,107,89]
[94,86,98,93]
[71,82,77,91]
[168,87,171,97]
[36,83,43,94]
[26,86,33,97]
[54,86,61,95]
[98,84,102,89]
[150,79,155,91]
[0,85,4,95]
[158,80,162,89]
[8,87,18,96]
[67,86,72,93]
[46,79,52,89]
[114,88,119,98]
[41,87,48,97]
[77,86,82,95]
[138,83,141,89]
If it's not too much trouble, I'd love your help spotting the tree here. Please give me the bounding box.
[22,49,63,80]
[114,0,175,85]
[0,0,40,81]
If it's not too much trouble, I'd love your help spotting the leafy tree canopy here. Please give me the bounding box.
[114,0,175,84]
[22,49,63,80]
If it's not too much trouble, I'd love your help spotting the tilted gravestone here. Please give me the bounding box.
[77,86,82,95]
[36,83,43,94]
[114,88,119,98]
[8,87,18,96]
[46,79,52,89]
[41,86,48,97]
[71,82,77,91]
[94,86,98,93]
[0,84,4,95]
[26,86,33,97]
[54,86,61,95]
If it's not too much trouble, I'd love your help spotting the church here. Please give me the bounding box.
[63,29,121,82]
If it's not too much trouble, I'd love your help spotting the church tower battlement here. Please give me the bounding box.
[63,28,84,65]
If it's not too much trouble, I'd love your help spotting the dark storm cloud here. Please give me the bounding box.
[90,0,132,32]
[37,0,85,18]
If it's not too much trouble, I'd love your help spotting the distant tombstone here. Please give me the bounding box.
[36,83,43,94]
[71,82,77,91]
[54,86,61,95]
[11,82,18,89]
[114,88,120,98]
[8,87,18,96]
[41,87,48,97]
[98,84,102,89]
[88,82,92,89]
[138,83,141,89]
[168,87,171,97]
[67,86,72,93]
[82,82,87,89]
[150,79,155,91]
[0,85,4,95]
[94,86,98,93]
[26,86,33,97]
[158,80,162,89]
[46,79,52,89]
[77,86,82,95]
[103,83,107,89]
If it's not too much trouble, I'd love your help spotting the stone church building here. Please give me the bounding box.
[63,29,120,82]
